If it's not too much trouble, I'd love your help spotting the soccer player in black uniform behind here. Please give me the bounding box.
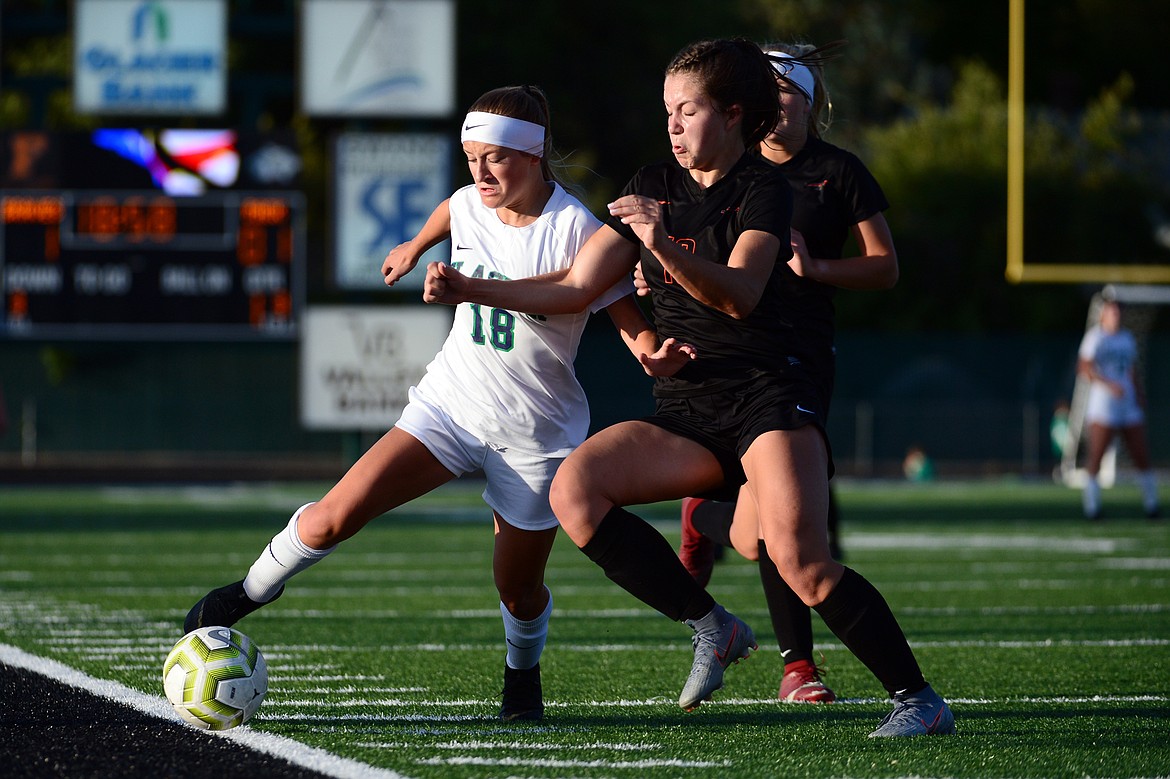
[425,37,953,737]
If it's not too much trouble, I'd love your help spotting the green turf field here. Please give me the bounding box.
[2,479,1168,778]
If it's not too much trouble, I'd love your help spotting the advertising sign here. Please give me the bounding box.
[74,0,227,115]
[333,132,451,290]
[300,305,451,430]
[301,0,455,117]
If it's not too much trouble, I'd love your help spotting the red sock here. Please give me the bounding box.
[784,658,816,675]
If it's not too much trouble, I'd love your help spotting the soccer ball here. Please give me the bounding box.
[163,626,267,730]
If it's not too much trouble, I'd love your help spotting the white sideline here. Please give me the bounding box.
[0,643,411,779]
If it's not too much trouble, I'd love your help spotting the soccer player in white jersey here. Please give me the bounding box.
[183,86,696,721]
[1078,298,1159,520]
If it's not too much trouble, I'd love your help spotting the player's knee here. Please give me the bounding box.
[731,537,759,560]
[297,502,354,549]
[769,550,838,606]
[784,571,832,607]
[548,464,590,519]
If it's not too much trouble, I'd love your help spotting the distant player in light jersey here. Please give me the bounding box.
[1078,298,1159,519]
[183,85,695,722]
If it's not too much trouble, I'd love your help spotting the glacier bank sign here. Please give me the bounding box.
[74,0,227,115]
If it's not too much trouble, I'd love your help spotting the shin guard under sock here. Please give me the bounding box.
[501,589,552,671]
[813,567,925,696]
[581,506,715,622]
[244,503,335,602]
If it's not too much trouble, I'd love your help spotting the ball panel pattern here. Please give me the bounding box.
[162,626,267,731]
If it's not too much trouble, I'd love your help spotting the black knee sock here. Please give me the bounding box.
[813,567,926,696]
[690,500,736,547]
[581,506,715,622]
[826,489,843,560]
[757,540,813,665]
[827,489,840,535]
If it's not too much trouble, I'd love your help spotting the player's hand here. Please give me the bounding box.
[608,195,668,253]
[382,242,420,287]
[632,261,651,297]
[786,228,812,277]
[638,337,697,377]
[423,261,467,305]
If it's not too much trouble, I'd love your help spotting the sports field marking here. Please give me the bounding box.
[898,603,1168,615]
[299,686,428,694]
[59,575,1147,600]
[838,532,1130,553]
[269,698,493,708]
[415,755,732,770]
[1101,557,1170,569]
[298,674,390,681]
[261,712,488,722]
[0,643,413,779]
[430,739,662,750]
[255,692,1168,713]
[248,636,1169,654]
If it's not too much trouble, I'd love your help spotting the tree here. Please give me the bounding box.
[851,62,1169,333]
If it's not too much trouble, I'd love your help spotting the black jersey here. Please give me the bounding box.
[776,136,888,261]
[770,136,890,386]
[606,153,803,398]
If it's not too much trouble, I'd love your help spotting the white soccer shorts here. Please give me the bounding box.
[395,387,564,531]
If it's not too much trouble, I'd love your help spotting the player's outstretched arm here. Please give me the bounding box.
[382,198,452,288]
[424,224,638,315]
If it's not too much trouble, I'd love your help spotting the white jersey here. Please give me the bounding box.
[413,182,632,456]
[1078,324,1143,425]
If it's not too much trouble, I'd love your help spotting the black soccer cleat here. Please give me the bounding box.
[183,579,283,634]
[500,662,544,722]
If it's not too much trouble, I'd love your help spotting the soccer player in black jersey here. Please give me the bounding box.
[425,38,953,737]
[674,42,901,706]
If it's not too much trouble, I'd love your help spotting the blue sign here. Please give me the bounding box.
[333,133,452,291]
[74,0,227,115]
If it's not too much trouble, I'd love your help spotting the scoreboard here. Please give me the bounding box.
[0,129,304,340]
[1,190,303,339]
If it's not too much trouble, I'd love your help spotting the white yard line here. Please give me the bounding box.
[253,693,1170,711]
[0,643,412,779]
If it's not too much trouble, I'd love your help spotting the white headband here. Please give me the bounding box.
[766,51,815,104]
[460,111,545,157]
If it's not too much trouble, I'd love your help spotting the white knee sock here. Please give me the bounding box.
[1139,471,1159,513]
[243,503,335,602]
[1083,476,1101,518]
[501,588,552,670]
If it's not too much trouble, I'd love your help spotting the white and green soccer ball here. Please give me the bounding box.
[163,626,267,730]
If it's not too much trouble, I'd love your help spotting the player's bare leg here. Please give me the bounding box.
[1083,423,1116,520]
[1120,424,1160,517]
[185,427,454,633]
[550,421,756,710]
[747,426,952,735]
[494,516,557,721]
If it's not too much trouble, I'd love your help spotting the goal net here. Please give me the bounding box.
[1058,284,1170,487]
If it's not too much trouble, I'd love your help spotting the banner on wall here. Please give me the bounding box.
[301,0,455,117]
[73,0,227,115]
[300,305,451,430]
[332,132,452,290]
